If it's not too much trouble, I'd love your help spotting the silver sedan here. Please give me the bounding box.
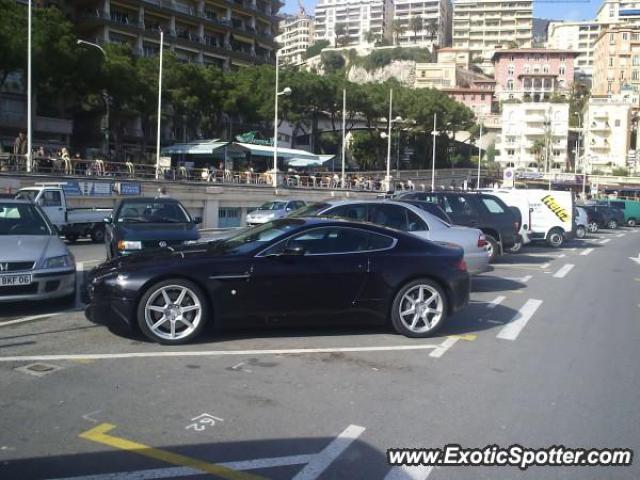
[0,199,75,302]
[311,200,491,275]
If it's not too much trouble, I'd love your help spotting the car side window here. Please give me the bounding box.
[446,195,477,217]
[42,190,62,207]
[406,209,428,231]
[373,205,408,231]
[263,227,394,255]
[325,204,369,222]
[481,198,506,214]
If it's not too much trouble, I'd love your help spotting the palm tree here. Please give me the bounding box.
[392,20,406,46]
[409,16,423,44]
[363,30,377,45]
[426,19,438,45]
[334,23,347,47]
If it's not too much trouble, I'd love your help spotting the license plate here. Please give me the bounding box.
[0,274,32,286]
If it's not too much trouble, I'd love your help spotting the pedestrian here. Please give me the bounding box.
[13,132,27,169]
[157,186,169,197]
[61,147,72,175]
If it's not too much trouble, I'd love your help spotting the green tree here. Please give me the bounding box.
[334,23,348,47]
[320,51,346,75]
[363,30,378,45]
[612,167,629,176]
[409,17,423,44]
[303,40,330,60]
[0,0,25,89]
[425,19,438,44]
[392,20,406,45]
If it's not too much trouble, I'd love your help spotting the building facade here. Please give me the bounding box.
[442,86,494,117]
[592,24,640,100]
[393,0,452,49]
[596,0,640,24]
[492,48,576,102]
[452,0,532,71]
[546,21,601,82]
[314,0,393,47]
[582,97,633,172]
[276,14,315,64]
[496,102,569,171]
[70,0,280,70]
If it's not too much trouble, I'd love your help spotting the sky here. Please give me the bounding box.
[280,0,603,22]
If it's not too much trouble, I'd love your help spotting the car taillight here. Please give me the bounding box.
[455,259,467,272]
[477,234,488,248]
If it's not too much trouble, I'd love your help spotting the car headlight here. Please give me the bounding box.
[44,255,73,269]
[117,240,142,250]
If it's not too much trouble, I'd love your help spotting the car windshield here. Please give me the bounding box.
[116,201,191,224]
[14,190,38,202]
[0,202,52,235]
[289,202,332,218]
[215,220,304,254]
[258,202,287,211]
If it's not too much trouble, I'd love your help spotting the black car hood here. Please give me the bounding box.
[116,223,200,241]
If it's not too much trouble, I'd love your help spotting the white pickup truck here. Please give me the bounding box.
[15,184,112,243]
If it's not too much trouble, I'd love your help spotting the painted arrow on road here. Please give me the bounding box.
[630,254,640,265]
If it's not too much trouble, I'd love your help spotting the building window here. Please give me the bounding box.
[524,64,530,73]
[510,55,515,62]
[560,55,566,62]
[623,32,628,41]
[507,149,515,157]
[609,58,614,67]
[610,32,616,44]
[559,66,565,76]
[615,119,621,127]
[507,80,514,91]
[634,70,639,80]
[508,65,515,78]
[608,81,613,92]
[543,65,549,73]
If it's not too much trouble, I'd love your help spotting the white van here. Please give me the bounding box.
[479,189,575,248]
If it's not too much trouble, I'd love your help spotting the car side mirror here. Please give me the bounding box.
[193,216,202,225]
[103,217,112,224]
[282,245,305,256]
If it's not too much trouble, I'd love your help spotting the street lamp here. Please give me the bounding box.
[77,40,111,159]
[381,114,402,191]
[155,29,164,180]
[272,49,291,188]
[574,111,582,175]
[476,114,483,189]
[26,0,32,172]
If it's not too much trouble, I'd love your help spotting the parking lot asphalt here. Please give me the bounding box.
[1,229,639,480]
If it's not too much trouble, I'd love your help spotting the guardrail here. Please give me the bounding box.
[0,155,483,193]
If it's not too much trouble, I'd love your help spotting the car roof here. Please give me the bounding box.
[118,197,180,204]
[0,198,32,205]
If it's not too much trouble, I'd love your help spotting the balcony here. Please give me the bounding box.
[590,122,611,132]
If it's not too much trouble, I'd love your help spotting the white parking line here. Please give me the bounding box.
[580,248,594,256]
[496,299,543,341]
[539,262,550,269]
[600,239,611,244]
[616,233,625,238]
[553,264,575,279]
[292,425,365,480]
[0,312,63,328]
[385,465,434,480]
[0,343,448,363]
[487,296,506,309]
[429,337,461,358]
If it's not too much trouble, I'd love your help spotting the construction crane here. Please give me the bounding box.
[298,0,306,16]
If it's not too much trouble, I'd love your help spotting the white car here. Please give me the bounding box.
[312,200,491,275]
[246,200,306,225]
[0,199,75,302]
[575,206,589,239]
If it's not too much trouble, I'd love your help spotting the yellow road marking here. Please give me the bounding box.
[79,423,264,480]
[448,334,477,341]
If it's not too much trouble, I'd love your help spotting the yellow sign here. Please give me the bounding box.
[541,194,569,222]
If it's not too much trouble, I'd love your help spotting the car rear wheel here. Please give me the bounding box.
[576,225,586,239]
[547,229,564,248]
[91,225,105,243]
[65,233,78,243]
[484,235,499,262]
[628,218,637,227]
[391,279,447,338]
[589,222,598,233]
[137,279,208,344]
[607,219,618,229]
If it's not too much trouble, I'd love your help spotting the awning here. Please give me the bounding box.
[236,142,332,161]
[161,140,230,155]
[287,158,326,167]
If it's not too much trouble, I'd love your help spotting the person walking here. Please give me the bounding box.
[61,147,72,175]
[13,132,27,169]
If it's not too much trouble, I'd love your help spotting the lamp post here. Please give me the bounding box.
[431,114,437,191]
[26,0,32,172]
[272,49,292,188]
[155,29,164,180]
[476,114,483,189]
[381,114,402,192]
[341,88,346,188]
[574,111,582,175]
[77,40,110,159]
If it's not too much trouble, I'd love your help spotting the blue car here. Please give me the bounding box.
[104,197,201,259]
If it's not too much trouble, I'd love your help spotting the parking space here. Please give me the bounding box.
[1,226,639,480]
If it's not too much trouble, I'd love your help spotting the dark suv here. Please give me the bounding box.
[396,191,519,261]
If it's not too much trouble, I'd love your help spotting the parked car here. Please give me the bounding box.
[86,218,471,344]
[396,200,453,224]
[309,200,490,274]
[246,200,306,225]
[15,184,112,243]
[104,197,201,259]
[581,206,604,232]
[395,191,519,261]
[476,188,533,252]
[0,199,75,302]
[575,206,589,239]
[588,205,622,229]
[598,199,640,227]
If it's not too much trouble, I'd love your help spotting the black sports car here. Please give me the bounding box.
[86,218,470,344]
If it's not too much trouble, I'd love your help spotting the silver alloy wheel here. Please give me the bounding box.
[608,220,617,229]
[548,232,563,247]
[144,285,202,341]
[398,284,444,334]
[589,222,598,233]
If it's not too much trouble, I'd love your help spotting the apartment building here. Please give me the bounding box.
[582,97,633,172]
[452,0,532,72]
[592,24,640,100]
[442,84,494,117]
[70,0,280,70]
[496,102,569,170]
[546,21,601,81]
[314,0,393,47]
[596,0,640,23]
[393,0,452,49]
[492,48,577,102]
[276,14,315,64]
[437,47,471,68]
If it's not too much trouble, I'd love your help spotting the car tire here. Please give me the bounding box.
[628,218,637,227]
[576,225,586,239]
[589,222,598,233]
[390,278,447,338]
[607,219,618,229]
[91,225,105,243]
[137,278,208,345]
[508,240,522,254]
[547,229,564,248]
[484,235,500,262]
[65,233,78,243]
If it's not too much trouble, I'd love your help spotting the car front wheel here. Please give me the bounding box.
[607,219,618,229]
[576,225,586,239]
[391,279,447,338]
[628,218,637,227]
[547,229,564,248]
[589,222,598,233]
[137,279,208,344]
